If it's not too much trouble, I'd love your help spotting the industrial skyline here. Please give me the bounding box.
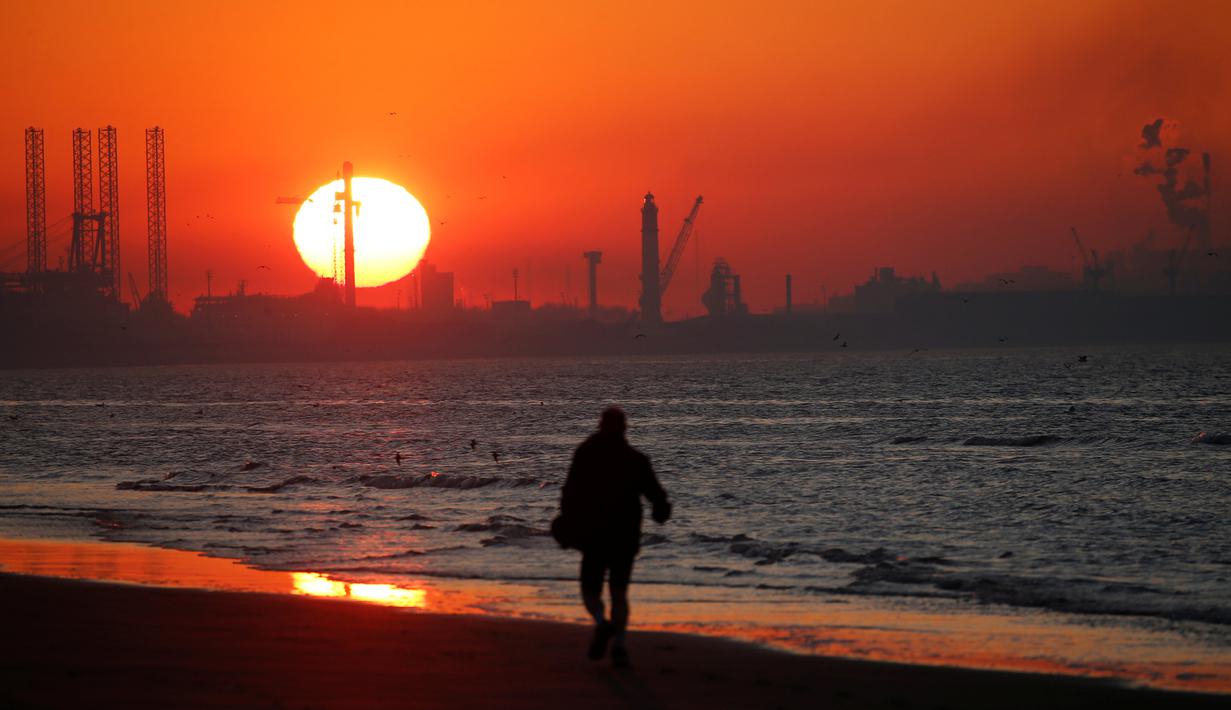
[2,2,1229,316]
[2,125,1227,324]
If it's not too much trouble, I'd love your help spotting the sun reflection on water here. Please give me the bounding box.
[292,572,426,608]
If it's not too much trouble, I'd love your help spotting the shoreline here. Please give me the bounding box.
[1,535,1229,701]
[1,571,1227,710]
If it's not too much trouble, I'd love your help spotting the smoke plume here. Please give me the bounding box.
[1135,119,1207,231]
[1140,118,1164,149]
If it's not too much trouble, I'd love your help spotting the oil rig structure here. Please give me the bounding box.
[2,125,172,321]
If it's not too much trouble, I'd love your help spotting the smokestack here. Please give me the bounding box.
[640,192,661,324]
[785,273,792,315]
[583,251,602,318]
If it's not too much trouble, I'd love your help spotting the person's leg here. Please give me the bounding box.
[581,549,615,660]
[579,549,606,625]
[607,550,636,657]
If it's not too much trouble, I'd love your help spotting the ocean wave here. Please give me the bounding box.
[356,473,545,490]
[963,435,1061,447]
[116,479,218,492]
[454,516,548,538]
[847,560,1231,625]
[116,474,320,494]
[357,549,425,561]
[727,536,902,566]
[244,475,319,493]
[890,436,929,445]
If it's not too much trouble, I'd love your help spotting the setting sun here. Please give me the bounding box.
[292,177,430,288]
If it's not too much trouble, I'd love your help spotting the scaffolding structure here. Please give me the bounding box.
[70,128,105,275]
[24,127,46,275]
[146,127,168,302]
[98,126,121,298]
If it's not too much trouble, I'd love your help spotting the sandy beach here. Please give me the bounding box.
[0,572,1224,710]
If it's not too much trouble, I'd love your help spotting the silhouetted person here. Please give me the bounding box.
[558,407,671,668]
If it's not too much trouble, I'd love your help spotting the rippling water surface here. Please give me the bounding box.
[2,347,1229,688]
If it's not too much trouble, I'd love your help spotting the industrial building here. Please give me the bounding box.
[418,261,455,314]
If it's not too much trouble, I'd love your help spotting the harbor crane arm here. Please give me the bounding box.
[660,195,703,295]
[128,272,143,306]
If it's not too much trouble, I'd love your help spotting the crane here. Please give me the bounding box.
[1070,226,1106,291]
[659,196,703,296]
[127,272,143,307]
[1163,226,1195,296]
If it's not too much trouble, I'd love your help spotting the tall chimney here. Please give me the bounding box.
[640,192,661,324]
[583,251,602,318]
[785,273,793,315]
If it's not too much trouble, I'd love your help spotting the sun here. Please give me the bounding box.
[292,177,430,288]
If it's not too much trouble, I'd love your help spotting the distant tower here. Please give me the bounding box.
[640,192,661,324]
[583,250,602,318]
[145,127,168,303]
[24,127,46,275]
[98,126,120,299]
[336,161,359,307]
[785,273,793,315]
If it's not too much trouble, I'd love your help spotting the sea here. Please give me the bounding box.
[2,347,1229,691]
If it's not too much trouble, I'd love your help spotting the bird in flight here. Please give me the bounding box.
[388,112,399,117]
[1209,252,1220,257]
[257,265,271,271]
[909,348,925,356]
[998,337,1009,343]
[841,341,849,348]
[998,278,1016,286]
[832,332,841,341]
[634,333,647,339]
[1077,355,1089,363]
[395,452,403,466]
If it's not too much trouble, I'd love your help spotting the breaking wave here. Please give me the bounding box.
[845,559,1231,625]
[356,473,546,490]
[963,434,1061,447]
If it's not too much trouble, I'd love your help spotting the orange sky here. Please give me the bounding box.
[2,0,1229,315]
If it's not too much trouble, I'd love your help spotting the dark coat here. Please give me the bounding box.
[560,431,670,552]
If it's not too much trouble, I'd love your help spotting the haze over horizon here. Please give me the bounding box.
[2,0,1229,315]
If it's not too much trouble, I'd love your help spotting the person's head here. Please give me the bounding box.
[599,406,626,436]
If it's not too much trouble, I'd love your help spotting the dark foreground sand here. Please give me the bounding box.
[0,573,1224,710]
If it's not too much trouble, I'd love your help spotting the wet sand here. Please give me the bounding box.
[0,573,1224,710]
